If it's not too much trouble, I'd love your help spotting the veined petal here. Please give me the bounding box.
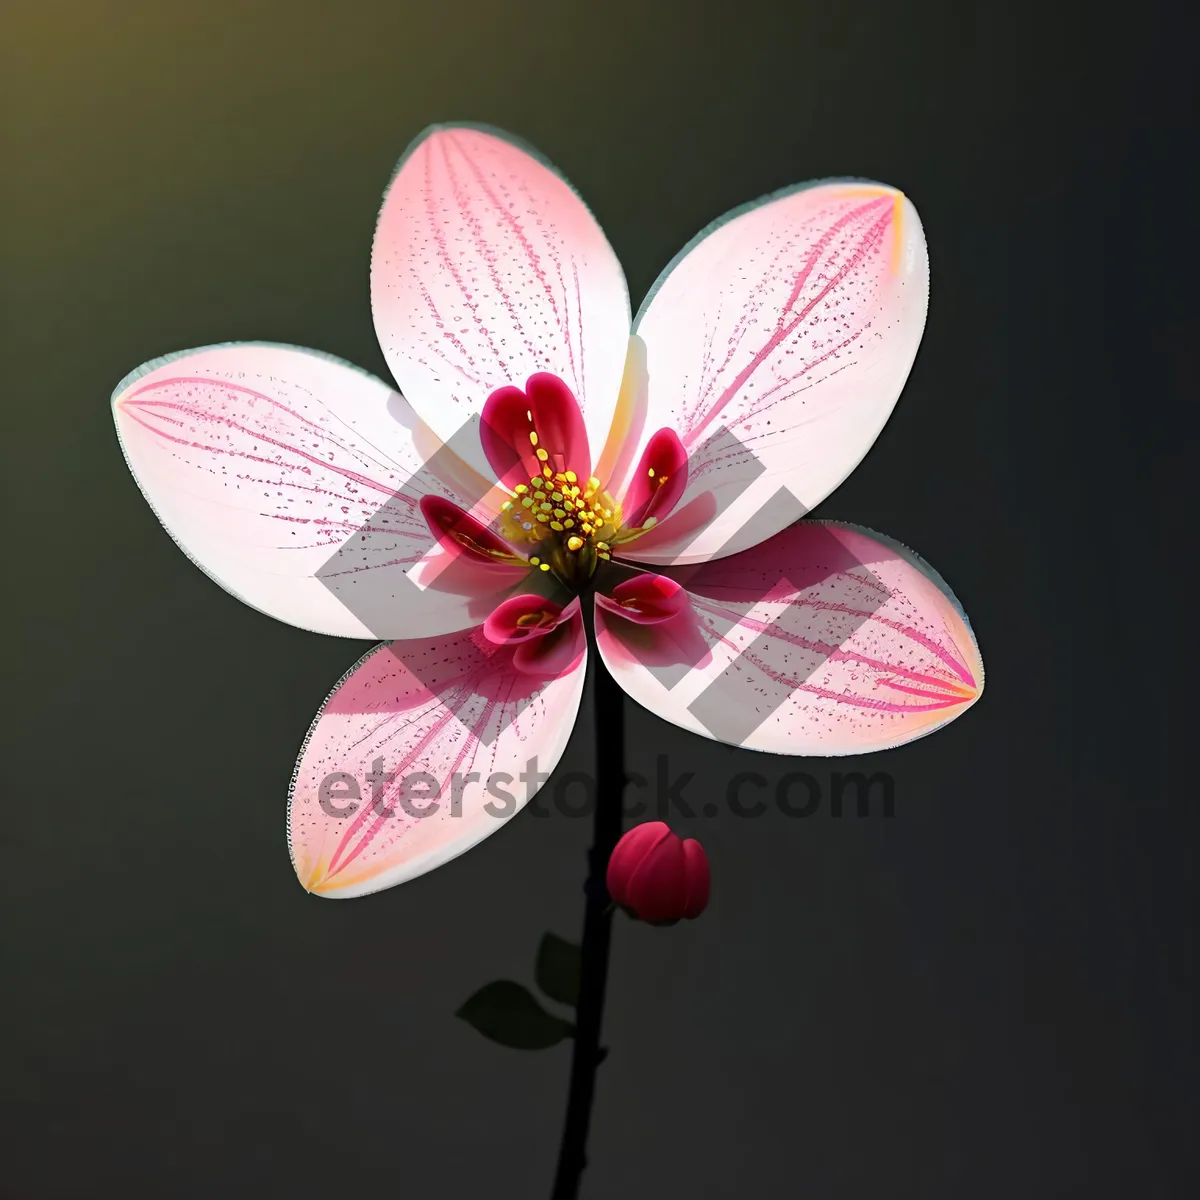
[627,181,928,564]
[112,342,523,639]
[288,617,586,898]
[371,124,630,466]
[596,522,982,755]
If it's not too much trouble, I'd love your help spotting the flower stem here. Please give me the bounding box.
[550,627,625,1200]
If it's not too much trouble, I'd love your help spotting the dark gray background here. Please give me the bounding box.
[3,1,1192,1196]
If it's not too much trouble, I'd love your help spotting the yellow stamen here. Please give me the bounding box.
[567,536,584,551]
[536,448,549,462]
[529,431,539,446]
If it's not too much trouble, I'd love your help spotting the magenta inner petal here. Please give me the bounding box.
[483,593,567,645]
[621,427,688,529]
[420,495,521,563]
[512,598,585,677]
[480,373,591,490]
[595,572,687,625]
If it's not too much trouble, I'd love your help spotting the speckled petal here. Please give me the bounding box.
[626,182,928,564]
[596,522,982,754]
[111,342,518,638]
[289,614,587,898]
[371,124,630,466]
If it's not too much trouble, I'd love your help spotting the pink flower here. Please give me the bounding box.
[607,823,710,924]
[111,124,983,898]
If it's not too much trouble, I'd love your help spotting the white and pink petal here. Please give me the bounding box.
[372,124,631,464]
[625,182,929,564]
[596,522,982,755]
[288,614,586,897]
[111,342,526,639]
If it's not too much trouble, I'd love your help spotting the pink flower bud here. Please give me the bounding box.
[606,821,710,924]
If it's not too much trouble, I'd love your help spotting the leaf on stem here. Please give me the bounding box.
[535,932,582,1006]
[456,981,575,1049]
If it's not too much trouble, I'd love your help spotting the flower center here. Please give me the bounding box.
[480,383,662,589]
[499,464,622,586]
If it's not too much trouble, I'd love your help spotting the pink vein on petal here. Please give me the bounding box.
[683,197,893,447]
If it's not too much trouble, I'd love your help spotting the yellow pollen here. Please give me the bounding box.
[514,484,528,493]
[648,467,655,477]
[567,536,584,551]
[596,541,610,551]
[597,551,610,560]
[539,562,550,571]
[539,502,552,512]
[550,520,564,531]
[521,497,534,508]
[529,431,539,446]
[588,476,600,491]
[536,513,549,523]
[565,470,577,483]
[542,466,553,478]
[536,448,549,462]
[526,409,532,421]
[564,519,575,528]
[529,556,540,565]
[500,500,512,511]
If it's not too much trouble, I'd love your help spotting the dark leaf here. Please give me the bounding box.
[535,932,582,1006]
[456,981,575,1049]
